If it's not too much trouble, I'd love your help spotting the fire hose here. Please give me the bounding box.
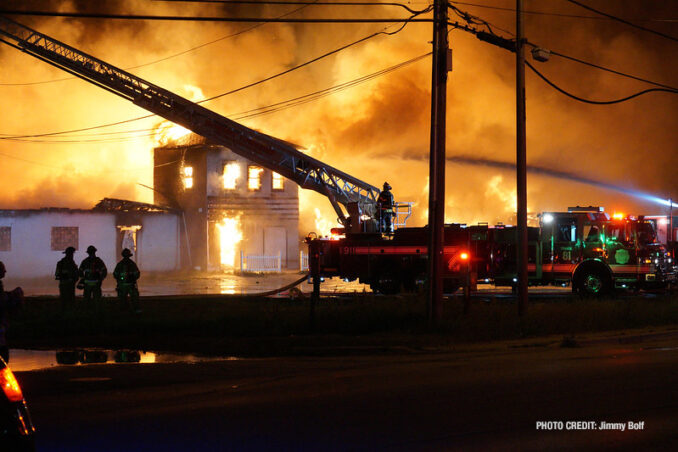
[241,274,309,298]
[132,274,311,301]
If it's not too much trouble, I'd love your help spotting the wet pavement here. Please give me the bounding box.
[9,271,574,299]
[9,271,371,297]
[9,348,233,372]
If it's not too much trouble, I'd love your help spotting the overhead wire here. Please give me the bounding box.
[565,0,678,44]
[0,9,432,23]
[2,52,431,144]
[232,52,430,119]
[0,1,315,86]
[0,146,182,172]
[543,48,678,92]
[447,3,678,95]
[154,0,427,15]
[0,6,430,140]
[526,60,678,105]
[450,1,675,23]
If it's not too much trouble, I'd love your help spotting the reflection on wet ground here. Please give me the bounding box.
[11,271,371,297]
[10,272,571,299]
[9,349,234,372]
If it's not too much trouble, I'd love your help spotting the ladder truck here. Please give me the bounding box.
[2,15,479,294]
[0,15,380,231]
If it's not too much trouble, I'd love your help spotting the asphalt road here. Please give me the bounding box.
[16,332,678,451]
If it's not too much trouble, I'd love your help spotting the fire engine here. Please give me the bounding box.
[307,223,492,294]
[308,206,675,296]
[491,207,675,295]
[2,17,674,296]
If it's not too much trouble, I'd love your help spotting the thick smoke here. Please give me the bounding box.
[0,0,676,234]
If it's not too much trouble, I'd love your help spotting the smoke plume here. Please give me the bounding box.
[0,0,676,235]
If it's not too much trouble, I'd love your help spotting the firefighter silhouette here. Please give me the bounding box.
[377,181,395,234]
[55,246,79,309]
[78,245,107,305]
[113,248,141,313]
[0,261,24,363]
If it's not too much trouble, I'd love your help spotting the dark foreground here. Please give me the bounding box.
[11,293,678,356]
[17,330,678,451]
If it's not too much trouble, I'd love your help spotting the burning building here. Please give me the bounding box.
[153,134,300,271]
[0,200,181,279]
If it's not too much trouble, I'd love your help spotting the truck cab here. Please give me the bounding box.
[492,207,675,295]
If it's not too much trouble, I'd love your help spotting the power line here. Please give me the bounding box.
[0,10,432,23]
[447,5,678,93]
[565,0,678,43]
[544,48,678,92]
[154,0,426,15]
[526,60,678,105]
[0,11,426,139]
[3,52,431,143]
[0,31,385,138]
[448,4,513,36]
[450,1,675,23]
[0,1,314,86]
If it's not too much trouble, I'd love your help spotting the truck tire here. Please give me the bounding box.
[371,266,401,295]
[575,268,611,297]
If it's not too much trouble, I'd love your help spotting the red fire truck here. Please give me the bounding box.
[306,222,494,294]
[2,18,674,297]
[491,207,675,295]
[308,206,675,296]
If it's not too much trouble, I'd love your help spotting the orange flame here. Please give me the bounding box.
[216,215,243,269]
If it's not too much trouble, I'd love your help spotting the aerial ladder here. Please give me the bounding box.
[0,15,385,230]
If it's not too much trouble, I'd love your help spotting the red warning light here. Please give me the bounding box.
[0,367,23,402]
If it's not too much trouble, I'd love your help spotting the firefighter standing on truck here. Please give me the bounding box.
[78,245,107,306]
[55,246,78,310]
[377,181,395,234]
[113,248,141,313]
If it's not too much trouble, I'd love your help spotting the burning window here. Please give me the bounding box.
[183,166,194,189]
[272,172,284,191]
[0,227,10,251]
[51,227,78,251]
[223,161,240,190]
[248,166,264,191]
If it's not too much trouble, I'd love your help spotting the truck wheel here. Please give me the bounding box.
[371,268,401,295]
[576,269,611,297]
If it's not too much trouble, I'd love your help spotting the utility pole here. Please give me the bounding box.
[516,0,529,315]
[427,0,449,326]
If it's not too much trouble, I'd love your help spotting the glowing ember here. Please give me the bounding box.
[223,162,241,190]
[216,216,243,269]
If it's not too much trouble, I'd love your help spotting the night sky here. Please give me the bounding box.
[0,0,676,233]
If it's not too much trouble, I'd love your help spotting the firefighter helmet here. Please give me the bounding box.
[383,182,392,191]
[63,246,76,255]
[121,248,132,257]
[86,245,97,254]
